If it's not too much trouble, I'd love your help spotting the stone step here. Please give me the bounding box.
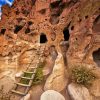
[16,82,31,87]
[11,90,26,96]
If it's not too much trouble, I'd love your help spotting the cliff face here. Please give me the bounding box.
[0,0,100,67]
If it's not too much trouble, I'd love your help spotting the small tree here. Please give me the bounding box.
[70,65,96,86]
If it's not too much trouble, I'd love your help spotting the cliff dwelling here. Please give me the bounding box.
[40,33,48,43]
[93,48,100,67]
[0,0,100,100]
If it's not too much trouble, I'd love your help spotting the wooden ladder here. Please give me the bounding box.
[11,45,46,96]
[11,48,42,96]
[11,63,39,96]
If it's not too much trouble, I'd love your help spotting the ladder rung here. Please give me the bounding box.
[21,76,33,80]
[11,90,26,96]
[23,71,35,74]
[16,82,31,87]
[29,67,36,69]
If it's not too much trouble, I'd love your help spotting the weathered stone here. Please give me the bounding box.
[44,53,67,92]
[21,93,30,100]
[40,90,65,100]
[89,79,100,97]
[68,83,92,100]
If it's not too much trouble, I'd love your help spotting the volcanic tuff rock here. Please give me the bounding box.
[0,0,99,67]
[68,83,92,100]
[44,53,67,92]
[0,0,99,100]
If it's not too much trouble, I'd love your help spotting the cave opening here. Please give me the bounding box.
[93,48,100,67]
[0,29,6,35]
[50,0,62,8]
[40,33,47,43]
[14,25,23,34]
[93,15,100,32]
[63,27,70,41]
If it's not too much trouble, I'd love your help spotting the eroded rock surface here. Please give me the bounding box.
[89,79,100,97]
[68,83,92,100]
[40,90,65,100]
[44,53,67,92]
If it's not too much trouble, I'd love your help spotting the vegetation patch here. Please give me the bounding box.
[32,67,44,85]
[20,72,33,84]
[23,72,33,78]
[20,78,30,84]
[70,65,96,86]
[32,61,46,85]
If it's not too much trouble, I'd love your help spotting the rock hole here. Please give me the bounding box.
[22,10,29,16]
[0,29,6,35]
[15,10,20,15]
[32,0,36,5]
[28,21,33,25]
[39,9,46,14]
[16,18,23,23]
[14,25,23,34]
[93,15,100,32]
[71,26,74,30]
[40,33,47,43]
[63,27,70,41]
[93,48,100,67]
[93,15,100,25]
[25,28,30,34]
[50,0,62,8]
[79,18,82,22]
[85,15,88,19]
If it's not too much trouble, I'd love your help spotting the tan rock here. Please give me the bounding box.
[68,83,92,100]
[40,90,65,100]
[44,53,67,92]
[89,79,100,97]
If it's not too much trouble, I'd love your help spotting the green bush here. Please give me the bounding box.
[32,67,44,85]
[20,78,30,84]
[71,66,96,86]
[23,72,33,78]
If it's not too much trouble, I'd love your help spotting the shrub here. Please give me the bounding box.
[20,78,30,84]
[23,72,33,78]
[71,65,96,86]
[32,67,44,85]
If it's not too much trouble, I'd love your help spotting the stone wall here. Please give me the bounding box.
[0,0,100,67]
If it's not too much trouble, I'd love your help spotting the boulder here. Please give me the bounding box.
[68,83,92,100]
[89,79,100,97]
[40,90,65,100]
[44,52,67,92]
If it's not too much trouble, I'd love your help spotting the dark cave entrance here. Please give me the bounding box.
[63,27,70,41]
[93,15,100,32]
[0,29,6,35]
[93,48,100,67]
[14,25,23,34]
[40,33,47,43]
